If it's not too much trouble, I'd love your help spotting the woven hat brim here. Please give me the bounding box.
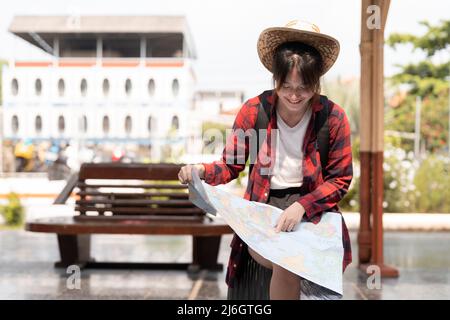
[257,27,340,75]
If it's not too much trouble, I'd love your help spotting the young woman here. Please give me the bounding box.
[178,20,353,300]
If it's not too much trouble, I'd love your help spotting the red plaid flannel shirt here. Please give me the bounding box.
[202,90,353,288]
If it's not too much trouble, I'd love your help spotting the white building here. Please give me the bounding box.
[194,90,244,117]
[1,15,200,162]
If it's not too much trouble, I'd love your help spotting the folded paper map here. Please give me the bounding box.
[188,168,344,298]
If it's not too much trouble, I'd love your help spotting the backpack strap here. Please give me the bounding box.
[249,90,272,175]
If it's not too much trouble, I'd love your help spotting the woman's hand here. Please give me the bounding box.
[275,202,306,233]
[178,164,205,184]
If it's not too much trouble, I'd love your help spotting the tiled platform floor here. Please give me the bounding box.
[1,230,450,299]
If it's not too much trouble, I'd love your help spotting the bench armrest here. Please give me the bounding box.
[53,172,79,204]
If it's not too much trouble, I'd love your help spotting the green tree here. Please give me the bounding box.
[386,20,450,153]
[0,192,25,227]
[413,155,450,212]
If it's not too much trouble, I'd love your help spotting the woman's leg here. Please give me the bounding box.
[248,247,273,269]
[248,247,301,300]
[270,263,301,300]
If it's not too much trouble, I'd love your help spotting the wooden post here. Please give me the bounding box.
[358,0,373,264]
[358,0,399,277]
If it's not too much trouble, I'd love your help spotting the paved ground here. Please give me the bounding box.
[1,229,450,300]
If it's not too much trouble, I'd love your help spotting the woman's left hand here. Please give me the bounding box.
[275,202,306,233]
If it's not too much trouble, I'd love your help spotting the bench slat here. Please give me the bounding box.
[77,183,188,189]
[77,191,189,198]
[26,216,233,236]
[75,206,204,215]
[78,163,183,180]
[74,215,204,223]
[76,199,195,206]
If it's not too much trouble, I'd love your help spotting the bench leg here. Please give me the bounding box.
[191,235,223,272]
[54,234,92,268]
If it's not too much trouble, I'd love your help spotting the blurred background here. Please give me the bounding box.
[0,0,448,216]
[0,0,449,300]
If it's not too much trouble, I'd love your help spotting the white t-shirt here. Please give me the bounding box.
[270,106,312,189]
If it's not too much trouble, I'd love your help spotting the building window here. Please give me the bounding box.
[148,116,155,133]
[148,79,155,96]
[58,79,65,97]
[35,115,42,133]
[35,79,42,96]
[125,115,132,135]
[80,79,88,97]
[172,79,179,97]
[103,38,140,58]
[171,115,179,130]
[81,115,88,133]
[102,116,110,135]
[11,115,19,134]
[58,115,65,133]
[103,79,110,96]
[60,37,96,58]
[11,79,19,96]
[146,33,183,58]
[125,79,132,96]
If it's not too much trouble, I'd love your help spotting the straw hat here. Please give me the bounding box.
[257,20,340,75]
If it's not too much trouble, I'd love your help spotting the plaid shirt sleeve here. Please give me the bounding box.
[298,105,353,220]
[201,99,259,186]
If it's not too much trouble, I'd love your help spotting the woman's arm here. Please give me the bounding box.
[297,105,353,220]
[201,100,259,186]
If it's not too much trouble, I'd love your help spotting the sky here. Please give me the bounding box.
[0,0,448,98]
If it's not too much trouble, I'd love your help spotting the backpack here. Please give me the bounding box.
[249,90,331,177]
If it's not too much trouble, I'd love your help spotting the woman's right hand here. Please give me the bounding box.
[178,164,205,184]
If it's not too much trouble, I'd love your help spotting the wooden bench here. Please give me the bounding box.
[26,162,233,272]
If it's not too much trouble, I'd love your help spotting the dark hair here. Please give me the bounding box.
[272,42,323,93]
